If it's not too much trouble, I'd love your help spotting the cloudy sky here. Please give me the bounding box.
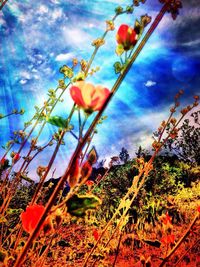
[0,0,199,179]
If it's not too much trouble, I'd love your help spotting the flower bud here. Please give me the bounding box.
[116,24,137,51]
[68,159,80,188]
[80,161,92,183]
[12,153,20,163]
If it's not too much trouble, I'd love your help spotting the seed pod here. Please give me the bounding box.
[68,159,80,188]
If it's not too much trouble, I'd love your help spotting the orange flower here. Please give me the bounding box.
[116,24,137,50]
[70,81,110,113]
[85,180,94,186]
[197,206,200,213]
[21,204,51,234]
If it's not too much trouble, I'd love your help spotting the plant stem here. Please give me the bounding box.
[30,130,66,205]
[22,138,54,172]
[82,5,170,265]
[13,4,169,267]
[80,130,95,164]
[0,0,8,11]
[1,85,71,213]
[173,237,200,266]
[112,230,123,267]
[89,167,110,193]
[20,83,70,171]
[79,114,88,141]
[78,108,82,139]
[159,212,199,267]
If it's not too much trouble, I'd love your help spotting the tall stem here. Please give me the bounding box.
[0,0,8,11]
[13,4,169,266]
[30,130,66,205]
[21,84,70,172]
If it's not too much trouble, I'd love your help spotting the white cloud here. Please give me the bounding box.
[55,52,74,62]
[38,5,49,15]
[31,68,38,73]
[182,38,200,47]
[62,26,92,50]
[144,80,156,87]
[51,8,63,21]
[19,79,28,85]
[33,74,40,80]
[50,0,60,4]
[20,70,31,80]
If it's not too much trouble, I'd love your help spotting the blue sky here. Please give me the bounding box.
[0,0,199,179]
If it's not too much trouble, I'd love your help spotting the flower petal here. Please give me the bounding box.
[21,204,45,234]
[81,83,96,108]
[117,24,129,44]
[92,87,110,110]
[70,84,87,109]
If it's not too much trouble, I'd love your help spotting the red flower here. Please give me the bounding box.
[197,206,200,213]
[21,204,50,234]
[70,81,110,113]
[93,229,99,241]
[116,24,137,50]
[13,153,20,163]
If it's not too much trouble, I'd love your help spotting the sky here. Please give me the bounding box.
[0,0,199,180]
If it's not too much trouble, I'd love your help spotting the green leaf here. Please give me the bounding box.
[114,61,123,74]
[46,116,68,129]
[7,208,23,215]
[66,194,101,217]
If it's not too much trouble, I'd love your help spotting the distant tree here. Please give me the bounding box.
[135,145,150,160]
[119,147,130,164]
[96,159,106,168]
[165,110,200,165]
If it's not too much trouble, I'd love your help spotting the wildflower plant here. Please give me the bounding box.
[0,0,199,266]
